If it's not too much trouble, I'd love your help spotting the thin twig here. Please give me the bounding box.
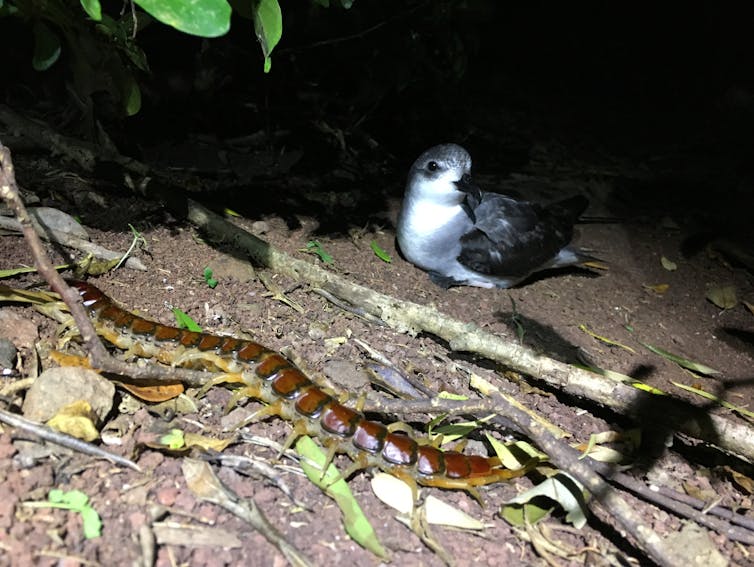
[0,407,140,471]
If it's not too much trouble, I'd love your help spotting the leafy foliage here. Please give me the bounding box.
[0,0,335,118]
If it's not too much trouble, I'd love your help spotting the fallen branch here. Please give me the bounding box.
[0,215,147,271]
[185,199,754,464]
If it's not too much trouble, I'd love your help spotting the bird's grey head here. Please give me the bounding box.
[409,144,472,184]
[406,144,473,204]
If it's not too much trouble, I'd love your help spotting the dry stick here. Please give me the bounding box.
[0,407,140,471]
[0,215,147,271]
[185,200,683,567]
[0,143,211,389]
[590,462,754,545]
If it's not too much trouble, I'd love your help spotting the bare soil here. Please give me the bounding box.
[1,146,753,567]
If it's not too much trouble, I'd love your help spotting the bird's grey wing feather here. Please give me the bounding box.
[458,194,587,276]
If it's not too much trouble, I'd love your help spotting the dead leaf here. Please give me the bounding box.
[723,465,754,494]
[152,522,242,548]
[424,495,486,530]
[49,351,92,368]
[643,283,669,295]
[184,432,234,452]
[706,285,737,310]
[116,381,184,402]
[661,256,677,271]
[47,400,99,442]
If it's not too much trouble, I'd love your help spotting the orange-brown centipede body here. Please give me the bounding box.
[70,280,532,492]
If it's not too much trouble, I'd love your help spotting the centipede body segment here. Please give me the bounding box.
[69,280,533,493]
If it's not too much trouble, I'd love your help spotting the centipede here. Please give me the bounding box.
[68,280,533,494]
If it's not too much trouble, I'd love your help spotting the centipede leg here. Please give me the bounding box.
[388,470,422,502]
[195,372,248,398]
[332,451,372,488]
[173,351,236,372]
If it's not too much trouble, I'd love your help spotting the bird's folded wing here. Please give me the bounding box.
[458,194,574,276]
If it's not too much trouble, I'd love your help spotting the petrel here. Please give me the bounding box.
[397,143,594,288]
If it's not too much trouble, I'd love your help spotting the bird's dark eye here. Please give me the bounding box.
[427,161,439,172]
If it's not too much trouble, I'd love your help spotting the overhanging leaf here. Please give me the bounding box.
[135,0,231,38]
[253,0,282,73]
[79,0,102,21]
[32,21,61,71]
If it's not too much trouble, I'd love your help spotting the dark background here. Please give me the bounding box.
[2,1,754,229]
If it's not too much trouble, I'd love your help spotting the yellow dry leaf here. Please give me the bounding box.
[643,283,669,295]
[183,432,234,452]
[660,256,677,271]
[47,400,99,442]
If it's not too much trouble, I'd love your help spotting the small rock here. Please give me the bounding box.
[323,359,369,391]
[23,367,115,423]
[0,338,17,371]
[0,309,38,351]
[206,255,256,283]
[30,206,90,240]
[251,220,269,234]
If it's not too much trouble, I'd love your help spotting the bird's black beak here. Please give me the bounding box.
[454,174,481,197]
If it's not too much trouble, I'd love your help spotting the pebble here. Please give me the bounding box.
[22,367,115,423]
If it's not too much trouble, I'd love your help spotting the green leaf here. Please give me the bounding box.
[172,308,202,332]
[49,489,88,508]
[500,499,551,527]
[80,506,103,538]
[302,241,334,263]
[706,285,737,310]
[160,428,186,450]
[504,473,588,529]
[135,0,231,38]
[47,489,102,539]
[253,0,282,73]
[203,267,218,288]
[31,21,61,71]
[123,74,142,116]
[80,0,102,20]
[672,382,754,419]
[640,342,719,376]
[370,240,392,263]
[487,435,546,470]
[296,436,388,559]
